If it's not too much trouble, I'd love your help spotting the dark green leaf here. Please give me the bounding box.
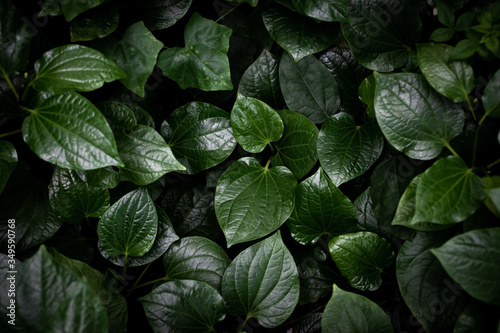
[317,113,383,186]
[230,95,283,153]
[454,303,500,333]
[436,0,455,28]
[262,4,340,62]
[38,0,62,17]
[413,156,485,224]
[238,49,285,108]
[214,157,296,247]
[358,73,376,117]
[116,125,185,185]
[45,224,94,264]
[272,110,319,179]
[329,231,394,291]
[0,253,19,280]
[138,0,192,30]
[162,236,231,291]
[78,167,120,189]
[293,313,322,333]
[341,0,421,71]
[276,0,348,22]
[287,168,358,245]
[484,176,500,217]
[482,68,500,119]
[321,285,394,332]
[417,43,475,103]
[451,39,479,60]
[140,280,226,333]
[0,140,17,194]
[430,28,455,42]
[279,52,340,124]
[157,13,233,91]
[221,231,300,328]
[432,228,500,305]
[374,73,464,160]
[70,7,119,42]
[96,101,137,131]
[22,91,123,170]
[125,103,155,128]
[161,101,236,174]
[60,0,106,21]
[97,187,157,257]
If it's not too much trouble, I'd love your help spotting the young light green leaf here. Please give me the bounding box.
[317,113,383,186]
[140,280,226,333]
[321,285,394,333]
[157,13,233,91]
[287,168,358,245]
[432,228,500,306]
[49,167,110,224]
[22,91,123,170]
[272,110,319,179]
[70,7,119,42]
[97,21,163,97]
[161,101,236,174]
[329,231,394,291]
[230,95,284,153]
[262,4,340,62]
[138,0,192,30]
[221,231,300,328]
[215,157,296,247]
[341,0,421,71]
[0,140,17,194]
[162,236,231,291]
[374,73,464,160]
[96,101,137,131]
[412,156,485,224]
[97,187,157,258]
[59,0,106,21]
[32,44,126,94]
[482,68,500,119]
[416,43,475,103]
[279,52,340,124]
[276,0,348,22]
[116,125,185,186]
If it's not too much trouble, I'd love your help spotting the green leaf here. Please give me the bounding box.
[97,187,157,257]
[317,113,383,186]
[279,52,340,124]
[161,101,236,174]
[49,167,110,224]
[70,7,119,42]
[430,28,455,42]
[436,0,455,28]
[374,73,464,160]
[293,313,322,333]
[484,176,500,217]
[59,0,106,21]
[416,43,475,103]
[358,73,376,117]
[397,231,468,332]
[321,285,394,333]
[140,280,226,333]
[232,0,259,6]
[287,168,358,245]
[482,68,500,119]
[97,21,164,97]
[221,231,300,328]
[96,101,137,131]
[432,228,500,305]
[451,39,479,60]
[272,110,319,179]
[45,224,94,264]
[157,13,233,91]
[329,231,394,291]
[78,167,120,189]
[116,125,185,186]
[341,0,422,72]
[0,0,31,76]
[238,49,285,108]
[412,156,485,224]
[276,0,349,22]
[138,0,192,30]
[22,91,123,170]
[215,157,296,247]
[162,236,231,291]
[99,205,178,267]
[126,103,155,128]
[230,95,283,153]
[0,140,17,194]
[262,4,340,62]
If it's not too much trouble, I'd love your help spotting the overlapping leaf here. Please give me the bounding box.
[96,101,137,131]
[70,7,119,42]
[138,0,192,30]
[0,140,17,194]
[276,0,349,22]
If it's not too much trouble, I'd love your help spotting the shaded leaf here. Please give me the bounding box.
[96,101,137,131]
[138,0,192,30]
[60,0,106,21]
[482,68,500,119]
[70,7,119,42]
[0,140,17,194]
[276,0,348,22]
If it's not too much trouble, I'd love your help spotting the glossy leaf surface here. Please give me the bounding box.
[276,0,348,22]
[138,0,192,30]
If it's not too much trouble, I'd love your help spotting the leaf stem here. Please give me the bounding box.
[1,69,19,101]
[130,262,153,290]
[466,96,477,121]
[264,159,271,170]
[238,315,251,333]
[127,276,168,292]
[487,158,500,169]
[21,80,33,102]
[444,142,460,158]
[214,3,241,23]
[0,129,22,139]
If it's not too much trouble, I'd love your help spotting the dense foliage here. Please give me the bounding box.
[1,0,500,332]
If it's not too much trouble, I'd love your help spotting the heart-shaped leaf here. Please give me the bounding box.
[272,110,319,179]
[482,68,500,119]
[22,91,123,170]
[138,0,192,30]
[432,228,500,305]
[317,113,383,186]
[280,52,340,124]
[215,157,296,247]
[221,231,300,328]
[230,95,284,153]
[287,168,358,245]
[140,280,226,333]
[161,101,236,174]
[70,7,119,42]
[417,43,475,103]
[329,231,394,291]
[97,187,157,258]
[341,0,422,71]
[276,0,349,22]
[0,140,17,194]
[322,285,394,332]
[157,13,233,91]
[162,236,231,291]
[96,101,137,131]
[412,156,485,224]
[374,73,464,160]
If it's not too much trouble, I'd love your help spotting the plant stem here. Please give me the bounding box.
[487,158,500,169]
[128,276,168,292]
[444,142,460,158]
[264,159,271,170]
[478,113,488,127]
[130,262,153,290]
[0,129,22,139]
[1,69,19,101]
[21,80,33,102]
[238,315,251,333]
[267,142,275,152]
[214,4,241,23]
[466,96,477,121]
[123,253,128,276]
